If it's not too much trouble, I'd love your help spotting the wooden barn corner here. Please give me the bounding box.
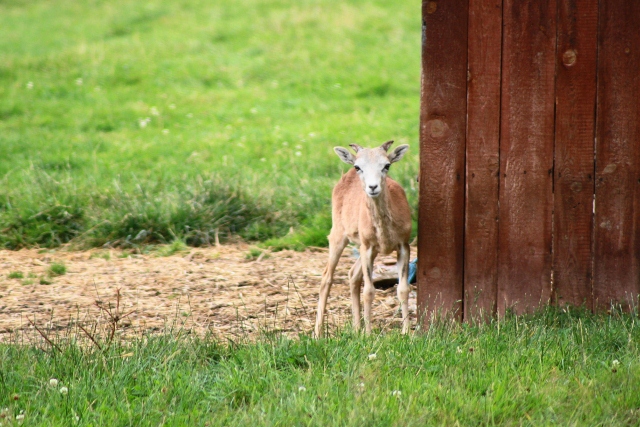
[417,0,640,324]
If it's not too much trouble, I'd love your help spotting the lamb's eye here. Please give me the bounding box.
[383,164,390,172]
[354,165,361,172]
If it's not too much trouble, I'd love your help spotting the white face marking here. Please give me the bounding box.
[353,148,391,198]
[334,142,408,198]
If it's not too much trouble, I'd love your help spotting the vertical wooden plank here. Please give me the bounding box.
[418,0,468,321]
[464,0,502,321]
[593,1,640,310]
[497,0,556,315]
[553,0,598,309]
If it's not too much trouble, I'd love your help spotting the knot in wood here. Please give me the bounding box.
[429,267,441,279]
[562,49,577,67]
[425,119,448,139]
[570,181,583,193]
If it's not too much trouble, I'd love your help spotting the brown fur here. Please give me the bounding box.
[333,169,412,254]
[314,145,413,337]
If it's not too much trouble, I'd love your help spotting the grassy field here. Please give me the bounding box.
[0,0,421,250]
[1,308,639,426]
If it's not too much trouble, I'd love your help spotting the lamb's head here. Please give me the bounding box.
[334,140,409,198]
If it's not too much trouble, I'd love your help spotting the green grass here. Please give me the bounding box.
[0,0,421,250]
[89,251,111,261]
[7,271,24,279]
[39,276,52,285]
[244,247,270,260]
[48,262,67,276]
[1,308,639,425]
[156,239,189,257]
[262,210,334,251]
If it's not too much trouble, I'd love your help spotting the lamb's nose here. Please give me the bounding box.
[369,185,378,191]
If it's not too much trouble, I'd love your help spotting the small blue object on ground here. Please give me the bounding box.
[408,258,418,284]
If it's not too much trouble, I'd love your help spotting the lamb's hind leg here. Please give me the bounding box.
[348,258,363,331]
[314,233,348,338]
[397,242,411,334]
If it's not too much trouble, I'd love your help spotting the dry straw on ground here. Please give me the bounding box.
[0,244,417,342]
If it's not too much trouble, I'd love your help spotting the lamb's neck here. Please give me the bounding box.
[365,189,394,247]
[366,190,390,220]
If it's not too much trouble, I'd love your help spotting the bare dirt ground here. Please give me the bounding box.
[0,244,417,342]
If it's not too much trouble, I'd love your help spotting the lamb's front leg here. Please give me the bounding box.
[348,259,363,331]
[360,244,377,334]
[397,242,411,334]
[314,234,348,338]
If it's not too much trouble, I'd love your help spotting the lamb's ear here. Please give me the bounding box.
[334,146,355,165]
[380,140,394,152]
[388,144,409,163]
[349,144,364,153]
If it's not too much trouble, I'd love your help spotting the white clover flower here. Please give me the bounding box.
[298,385,306,392]
[612,359,620,367]
[368,353,377,360]
[295,151,302,157]
[59,386,69,395]
[162,129,169,135]
[16,414,24,420]
[49,378,59,387]
[260,158,266,162]
[75,78,83,86]
[358,382,365,389]
[150,106,160,116]
[138,118,151,128]
[26,82,34,89]
[391,390,402,397]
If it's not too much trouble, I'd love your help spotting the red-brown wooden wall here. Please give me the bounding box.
[418,0,640,321]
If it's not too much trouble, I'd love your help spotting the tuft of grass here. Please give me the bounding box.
[39,276,52,285]
[0,307,639,425]
[156,239,188,257]
[263,211,332,251]
[20,278,34,286]
[89,251,111,261]
[8,271,24,279]
[244,247,270,260]
[48,262,66,276]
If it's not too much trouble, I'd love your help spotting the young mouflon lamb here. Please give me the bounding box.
[314,140,412,337]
